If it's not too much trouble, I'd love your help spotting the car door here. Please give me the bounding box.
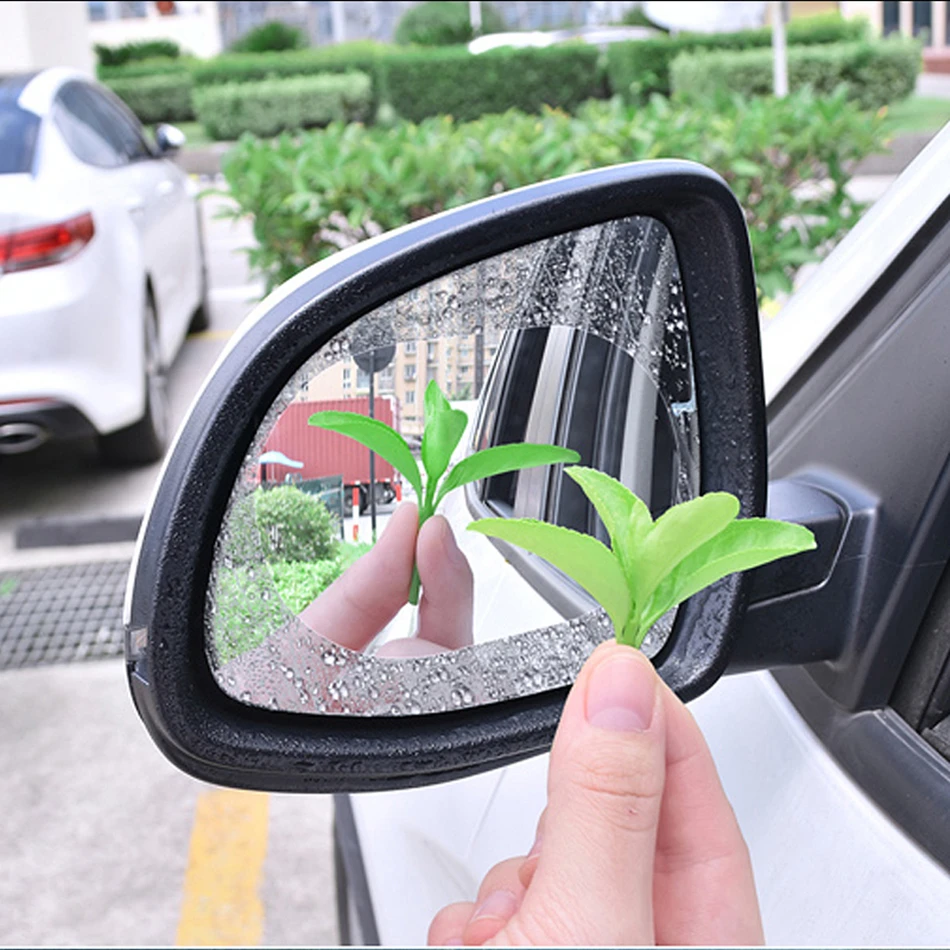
[80,84,200,362]
[340,141,950,945]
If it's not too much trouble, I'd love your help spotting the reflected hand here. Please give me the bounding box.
[428,643,764,947]
[299,502,473,656]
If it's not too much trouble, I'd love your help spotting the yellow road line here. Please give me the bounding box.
[188,328,234,342]
[176,789,270,946]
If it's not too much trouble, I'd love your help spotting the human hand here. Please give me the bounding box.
[299,501,473,657]
[224,502,474,710]
[428,642,764,946]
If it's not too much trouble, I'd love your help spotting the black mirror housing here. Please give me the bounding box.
[126,161,765,793]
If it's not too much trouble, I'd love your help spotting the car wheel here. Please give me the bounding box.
[187,214,211,334]
[99,290,169,466]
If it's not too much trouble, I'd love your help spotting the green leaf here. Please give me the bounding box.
[468,517,631,637]
[420,379,468,497]
[563,466,652,584]
[308,410,423,501]
[435,444,581,508]
[639,517,816,635]
[636,493,740,608]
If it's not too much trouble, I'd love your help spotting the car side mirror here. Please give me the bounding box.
[154,123,186,155]
[126,161,769,793]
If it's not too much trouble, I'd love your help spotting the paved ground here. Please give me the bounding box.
[0,192,339,947]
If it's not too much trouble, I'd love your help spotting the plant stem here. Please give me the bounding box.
[409,564,421,605]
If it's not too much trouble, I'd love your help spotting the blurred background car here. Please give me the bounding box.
[0,68,206,466]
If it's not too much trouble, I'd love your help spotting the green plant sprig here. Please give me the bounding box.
[469,466,816,648]
[308,379,579,604]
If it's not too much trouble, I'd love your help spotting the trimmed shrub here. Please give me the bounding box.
[606,11,870,98]
[221,88,885,300]
[671,39,920,110]
[97,57,190,80]
[229,20,308,53]
[191,41,387,84]
[383,44,604,122]
[103,72,195,123]
[194,72,372,140]
[95,39,180,67]
[254,485,340,563]
[191,42,391,111]
[394,0,505,46]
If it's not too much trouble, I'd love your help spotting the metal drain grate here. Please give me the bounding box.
[0,560,131,671]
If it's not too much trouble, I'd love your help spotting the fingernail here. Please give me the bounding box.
[470,889,519,922]
[444,940,462,947]
[586,650,657,732]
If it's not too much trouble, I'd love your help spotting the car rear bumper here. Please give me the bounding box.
[0,399,97,454]
[0,236,145,436]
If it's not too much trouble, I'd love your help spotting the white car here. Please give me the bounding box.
[335,125,950,945]
[0,68,205,465]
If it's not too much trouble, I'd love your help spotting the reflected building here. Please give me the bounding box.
[304,331,502,436]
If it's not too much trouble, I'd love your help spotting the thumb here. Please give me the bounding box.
[508,643,665,946]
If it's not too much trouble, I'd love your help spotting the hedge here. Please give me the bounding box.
[671,39,920,110]
[193,72,372,139]
[606,10,870,98]
[382,44,604,123]
[95,39,180,67]
[221,88,885,299]
[97,57,191,81]
[104,72,195,123]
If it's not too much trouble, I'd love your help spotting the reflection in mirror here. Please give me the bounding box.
[208,216,700,715]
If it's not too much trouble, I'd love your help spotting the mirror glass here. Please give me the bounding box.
[207,216,700,715]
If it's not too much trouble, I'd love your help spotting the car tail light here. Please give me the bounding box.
[0,212,95,274]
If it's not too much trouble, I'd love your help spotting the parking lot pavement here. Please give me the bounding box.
[0,193,340,947]
[0,659,337,947]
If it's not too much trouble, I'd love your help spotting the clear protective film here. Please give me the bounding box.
[207,216,700,715]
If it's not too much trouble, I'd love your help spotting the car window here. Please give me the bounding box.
[53,82,151,168]
[90,86,153,161]
[0,104,40,174]
[472,217,697,539]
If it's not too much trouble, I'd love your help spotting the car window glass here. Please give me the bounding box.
[0,105,41,174]
[53,83,124,167]
[53,83,151,167]
[89,87,153,161]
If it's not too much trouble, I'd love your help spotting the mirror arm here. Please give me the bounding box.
[727,474,881,674]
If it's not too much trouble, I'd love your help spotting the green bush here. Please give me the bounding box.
[671,39,920,110]
[97,57,190,80]
[383,44,604,122]
[191,41,386,84]
[221,87,885,299]
[104,72,195,123]
[394,0,505,45]
[606,10,870,98]
[230,19,308,53]
[210,542,369,662]
[194,72,372,139]
[95,39,181,67]
[254,485,340,563]
[191,42,391,110]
